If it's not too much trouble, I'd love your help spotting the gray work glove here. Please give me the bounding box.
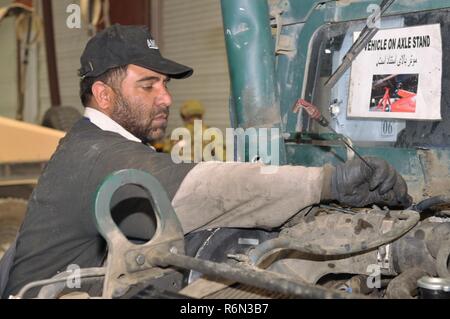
[321,157,412,208]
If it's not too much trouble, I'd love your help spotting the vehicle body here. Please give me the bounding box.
[9,0,450,299]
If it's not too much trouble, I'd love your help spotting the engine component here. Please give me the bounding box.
[417,276,450,299]
[248,206,449,292]
[249,208,419,264]
[391,220,450,276]
[385,268,428,299]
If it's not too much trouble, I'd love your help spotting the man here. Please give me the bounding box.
[1,25,411,298]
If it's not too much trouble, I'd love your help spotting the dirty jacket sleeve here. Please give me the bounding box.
[172,162,324,234]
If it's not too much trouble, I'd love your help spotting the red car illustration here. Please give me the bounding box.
[376,87,416,113]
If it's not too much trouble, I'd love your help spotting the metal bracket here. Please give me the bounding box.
[94,169,185,298]
[270,0,296,56]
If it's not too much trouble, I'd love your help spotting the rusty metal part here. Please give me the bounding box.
[266,209,400,283]
[385,268,428,299]
[94,169,185,299]
[249,210,420,265]
[267,249,381,285]
[148,250,368,299]
[266,212,449,286]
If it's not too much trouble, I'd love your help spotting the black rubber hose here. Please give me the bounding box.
[411,195,450,213]
[15,268,106,299]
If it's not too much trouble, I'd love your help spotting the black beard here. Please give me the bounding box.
[109,91,168,142]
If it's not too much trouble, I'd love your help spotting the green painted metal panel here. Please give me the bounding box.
[221,0,286,163]
[277,0,450,132]
[285,141,450,201]
[221,0,450,192]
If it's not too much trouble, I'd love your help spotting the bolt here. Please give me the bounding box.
[136,254,145,266]
[170,247,178,254]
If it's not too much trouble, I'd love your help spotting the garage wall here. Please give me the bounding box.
[0,0,231,131]
[161,0,230,132]
[0,0,89,123]
[43,0,90,116]
[48,0,232,131]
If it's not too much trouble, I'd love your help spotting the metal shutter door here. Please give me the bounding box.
[162,0,230,133]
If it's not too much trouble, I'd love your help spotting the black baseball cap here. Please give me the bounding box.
[79,24,193,79]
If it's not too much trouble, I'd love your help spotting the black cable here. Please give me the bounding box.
[410,195,450,213]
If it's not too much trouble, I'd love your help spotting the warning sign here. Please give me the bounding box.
[348,24,442,120]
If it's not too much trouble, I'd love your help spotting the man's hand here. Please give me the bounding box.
[321,157,412,208]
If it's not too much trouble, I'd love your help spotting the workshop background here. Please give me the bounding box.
[0,0,231,132]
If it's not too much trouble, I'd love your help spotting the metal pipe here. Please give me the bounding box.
[150,251,369,299]
[221,0,286,163]
[14,267,105,299]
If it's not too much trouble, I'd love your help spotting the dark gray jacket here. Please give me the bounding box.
[2,118,194,298]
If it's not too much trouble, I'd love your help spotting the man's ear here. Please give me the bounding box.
[91,81,114,114]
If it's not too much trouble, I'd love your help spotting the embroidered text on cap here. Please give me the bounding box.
[147,39,158,50]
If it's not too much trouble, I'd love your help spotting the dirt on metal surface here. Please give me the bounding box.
[419,150,450,198]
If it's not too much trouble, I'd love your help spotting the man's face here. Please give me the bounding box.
[109,65,172,142]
